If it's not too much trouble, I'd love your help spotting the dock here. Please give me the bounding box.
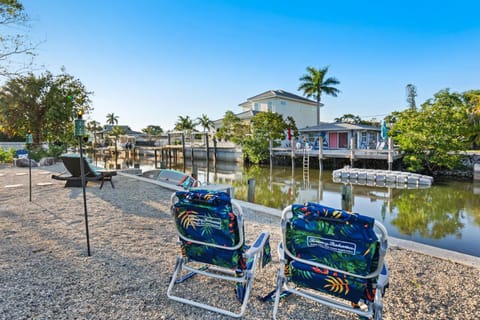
[332,167,433,187]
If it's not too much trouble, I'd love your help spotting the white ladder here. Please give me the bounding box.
[303,148,310,188]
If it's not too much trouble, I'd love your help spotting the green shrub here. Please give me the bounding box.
[0,147,15,163]
[27,147,48,161]
[47,144,65,159]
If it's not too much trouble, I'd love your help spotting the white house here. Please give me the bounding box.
[212,89,319,135]
[212,89,383,150]
[238,89,320,129]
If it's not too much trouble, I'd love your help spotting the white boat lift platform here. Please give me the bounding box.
[333,167,433,187]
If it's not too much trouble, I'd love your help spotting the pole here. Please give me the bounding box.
[291,136,295,170]
[388,137,393,171]
[78,137,91,256]
[318,136,323,172]
[206,133,210,184]
[247,178,255,202]
[26,133,33,202]
[28,153,32,202]
[75,111,91,256]
[269,138,273,169]
[350,137,355,168]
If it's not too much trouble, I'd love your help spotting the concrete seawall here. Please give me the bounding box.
[120,171,480,269]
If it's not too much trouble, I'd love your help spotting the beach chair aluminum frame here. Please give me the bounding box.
[272,204,389,320]
[168,190,271,318]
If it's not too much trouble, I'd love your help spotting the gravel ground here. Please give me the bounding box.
[1,164,479,320]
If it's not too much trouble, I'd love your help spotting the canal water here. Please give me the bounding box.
[96,155,480,257]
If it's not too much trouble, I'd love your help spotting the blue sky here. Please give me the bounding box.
[21,0,480,131]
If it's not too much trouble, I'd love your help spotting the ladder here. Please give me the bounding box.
[303,148,310,188]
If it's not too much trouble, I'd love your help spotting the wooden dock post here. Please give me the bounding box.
[205,133,210,164]
[318,136,323,171]
[474,163,480,180]
[388,137,393,171]
[247,178,256,202]
[350,137,355,168]
[291,136,295,169]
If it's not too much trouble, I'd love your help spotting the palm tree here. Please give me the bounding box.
[109,126,126,168]
[142,125,163,136]
[106,113,119,125]
[196,114,214,132]
[86,120,102,148]
[298,66,340,126]
[174,115,196,131]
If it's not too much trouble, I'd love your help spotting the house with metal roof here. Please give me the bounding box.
[212,89,382,150]
[299,122,382,150]
[212,89,320,133]
[238,89,320,129]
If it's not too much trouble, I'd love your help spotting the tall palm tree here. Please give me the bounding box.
[86,120,102,147]
[196,114,214,132]
[298,66,340,126]
[106,113,119,125]
[109,125,126,168]
[174,115,196,131]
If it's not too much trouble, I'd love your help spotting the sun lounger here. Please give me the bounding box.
[52,154,116,188]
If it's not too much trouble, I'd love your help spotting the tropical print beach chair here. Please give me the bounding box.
[168,189,271,318]
[268,202,389,320]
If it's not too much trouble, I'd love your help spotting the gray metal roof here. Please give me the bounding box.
[239,89,319,107]
[300,122,381,132]
[100,125,143,136]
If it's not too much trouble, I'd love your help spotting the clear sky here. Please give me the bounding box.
[21,0,480,132]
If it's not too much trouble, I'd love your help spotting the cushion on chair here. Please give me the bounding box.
[173,190,245,269]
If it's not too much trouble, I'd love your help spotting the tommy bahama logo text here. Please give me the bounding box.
[306,236,356,255]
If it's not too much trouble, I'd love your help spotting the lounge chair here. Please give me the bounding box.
[52,154,116,189]
[168,189,272,318]
[267,202,389,320]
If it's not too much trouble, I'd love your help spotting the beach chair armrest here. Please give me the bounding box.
[245,231,271,268]
[245,231,269,256]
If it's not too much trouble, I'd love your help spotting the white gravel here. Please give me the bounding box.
[1,164,479,320]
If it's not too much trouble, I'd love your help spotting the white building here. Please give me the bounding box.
[238,89,319,129]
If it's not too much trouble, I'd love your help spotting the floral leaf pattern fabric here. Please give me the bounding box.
[286,203,380,303]
[172,190,244,269]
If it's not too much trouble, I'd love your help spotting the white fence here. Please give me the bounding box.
[0,142,26,151]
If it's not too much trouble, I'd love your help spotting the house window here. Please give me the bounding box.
[280,100,286,106]
[268,101,273,112]
[253,103,259,111]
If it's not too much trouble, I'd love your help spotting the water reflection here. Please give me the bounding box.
[215,165,480,257]
[94,154,480,257]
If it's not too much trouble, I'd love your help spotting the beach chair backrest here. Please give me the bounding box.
[61,154,99,178]
[171,190,245,269]
[286,203,380,275]
[283,203,382,302]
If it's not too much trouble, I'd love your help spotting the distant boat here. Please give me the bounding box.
[143,169,199,189]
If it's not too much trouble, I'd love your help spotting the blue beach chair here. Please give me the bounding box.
[269,202,389,320]
[168,189,272,318]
